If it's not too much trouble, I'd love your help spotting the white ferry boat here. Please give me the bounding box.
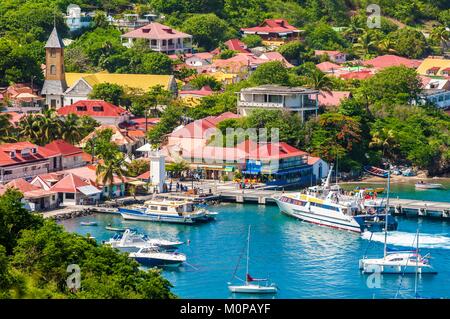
[273,165,398,233]
[118,199,217,224]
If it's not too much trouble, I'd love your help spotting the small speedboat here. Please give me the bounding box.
[80,221,98,226]
[104,229,183,252]
[105,225,130,232]
[129,247,186,267]
[415,182,444,190]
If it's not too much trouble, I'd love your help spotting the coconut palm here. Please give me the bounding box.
[96,152,126,199]
[429,26,450,54]
[343,16,364,44]
[377,37,397,54]
[35,109,63,145]
[61,113,82,144]
[302,67,334,93]
[369,128,398,159]
[0,112,15,143]
[353,31,378,58]
[17,114,40,143]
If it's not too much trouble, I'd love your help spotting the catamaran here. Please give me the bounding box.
[273,165,398,233]
[103,229,184,252]
[359,172,437,275]
[119,199,218,224]
[228,226,277,294]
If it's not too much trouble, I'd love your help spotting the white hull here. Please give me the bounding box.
[415,183,443,190]
[228,284,277,294]
[359,257,437,274]
[275,198,362,233]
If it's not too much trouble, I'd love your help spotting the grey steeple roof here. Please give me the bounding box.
[45,27,65,49]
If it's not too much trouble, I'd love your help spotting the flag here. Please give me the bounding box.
[246,273,254,282]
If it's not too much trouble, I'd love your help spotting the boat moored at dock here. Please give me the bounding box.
[118,199,218,224]
[273,165,398,233]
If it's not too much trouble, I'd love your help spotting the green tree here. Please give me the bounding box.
[189,75,223,91]
[0,188,43,254]
[305,22,348,50]
[182,13,230,50]
[166,160,190,178]
[388,28,428,59]
[127,159,149,177]
[249,61,289,86]
[278,41,307,64]
[241,35,262,48]
[89,83,125,105]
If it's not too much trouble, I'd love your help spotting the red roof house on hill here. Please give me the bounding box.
[362,55,422,70]
[318,91,352,108]
[0,142,62,184]
[223,39,250,53]
[57,100,130,125]
[241,19,302,42]
[45,140,91,169]
[1,178,58,210]
[49,172,102,205]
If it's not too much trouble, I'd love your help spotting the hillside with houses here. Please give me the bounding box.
[0,0,449,299]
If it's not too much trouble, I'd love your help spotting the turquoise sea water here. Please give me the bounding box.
[60,183,450,299]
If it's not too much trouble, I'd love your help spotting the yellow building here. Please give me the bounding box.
[416,58,450,77]
[64,72,178,106]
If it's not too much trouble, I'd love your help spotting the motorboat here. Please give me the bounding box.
[415,182,444,190]
[228,226,277,294]
[129,246,186,268]
[119,199,218,224]
[80,221,97,226]
[104,229,183,252]
[273,165,397,233]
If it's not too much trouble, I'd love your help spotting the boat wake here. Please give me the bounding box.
[362,231,450,249]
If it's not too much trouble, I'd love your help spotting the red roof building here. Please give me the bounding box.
[318,91,352,108]
[316,61,343,73]
[121,22,192,55]
[45,140,92,169]
[57,100,130,125]
[1,178,58,210]
[362,55,422,70]
[223,39,250,53]
[0,142,62,184]
[241,19,302,42]
[339,70,374,80]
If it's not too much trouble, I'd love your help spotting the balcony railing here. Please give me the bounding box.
[238,101,284,108]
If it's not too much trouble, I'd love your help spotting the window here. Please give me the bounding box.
[93,106,104,112]
[160,206,168,211]
[50,99,57,108]
[50,48,56,57]
[65,193,75,199]
[50,65,56,75]
[150,206,158,210]
[268,95,282,104]
[76,106,87,112]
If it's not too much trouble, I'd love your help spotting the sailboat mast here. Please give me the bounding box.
[414,229,419,297]
[246,225,250,284]
[383,170,391,257]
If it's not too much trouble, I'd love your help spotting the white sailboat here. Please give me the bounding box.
[228,226,277,294]
[359,172,437,275]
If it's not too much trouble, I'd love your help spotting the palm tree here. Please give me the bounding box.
[166,160,190,179]
[35,109,63,145]
[377,38,397,54]
[343,16,364,44]
[0,112,14,143]
[61,113,82,144]
[353,31,378,58]
[429,26,450,54]
[96,152,126,199]
[302,67,334,92]
[369,128,398,160]
[17,114,40,143]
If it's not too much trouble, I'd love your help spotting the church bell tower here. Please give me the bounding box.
[41,27,67,109]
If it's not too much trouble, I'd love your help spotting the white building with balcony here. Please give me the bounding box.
[121,22,192,55]
[237,85,319,122]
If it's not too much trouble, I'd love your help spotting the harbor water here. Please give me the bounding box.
[60,183,450,299]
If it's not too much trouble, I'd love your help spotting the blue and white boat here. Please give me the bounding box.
[129,246,186,268]
[119,199,217,224]
[104,229,183,252]
[273,165,398,233]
